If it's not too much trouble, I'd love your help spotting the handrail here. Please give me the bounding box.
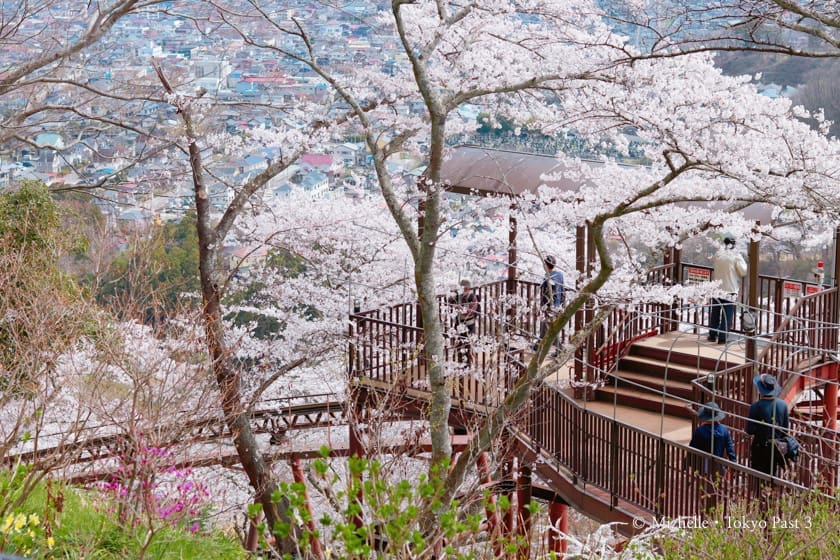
[520,380,808,521]
[5,393,346,465]
[702,287,839,405]
[348,276,837,522]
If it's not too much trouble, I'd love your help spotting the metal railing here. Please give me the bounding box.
[522,380,810,520]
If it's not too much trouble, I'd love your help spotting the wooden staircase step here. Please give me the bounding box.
[608,370,695,400]
[618,355,711,383]
[595,385,696,419]
[629,336,744,371]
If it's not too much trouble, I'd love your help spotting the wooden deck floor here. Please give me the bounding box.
[634,330,748,365]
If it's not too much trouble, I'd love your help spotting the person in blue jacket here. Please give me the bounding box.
[533,255,565,354]
[689,402,736,474]
[746,373,790,476]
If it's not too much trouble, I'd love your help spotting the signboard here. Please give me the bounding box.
[804,285,821,295]
[783,281,803,298]
[685,266,711,284]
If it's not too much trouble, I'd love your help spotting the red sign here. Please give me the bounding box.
[805,285,820,295]
[686,267,711,284]
[783,281,802,298]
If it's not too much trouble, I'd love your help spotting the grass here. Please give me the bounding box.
[0,469,246,560]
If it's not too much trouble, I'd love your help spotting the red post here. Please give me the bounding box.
[496,459,515,559]
[477,452,500,534]
[825,378,838,432]
[508,212,518,295]
[245,506,262,552]
[516,464,532,560]
[747,223,760,362]
[348,398,365,529]
[574,225,586,382]
[548,500,568,555]
[290,456,325,560]
[822,374,839,489]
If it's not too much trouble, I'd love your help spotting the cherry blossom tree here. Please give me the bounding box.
[209,0,840,537]
[604,0,840,59]
[2,1,840,555]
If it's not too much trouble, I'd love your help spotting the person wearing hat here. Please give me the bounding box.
[453,278,480,364]
[746,373,790,476]
[688,402,736,474]
[708,235,747,344]
[533,255,565,354]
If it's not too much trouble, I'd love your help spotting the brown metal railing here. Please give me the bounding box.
[696,287,840,406]
[683,388,838,488]
[523,381,806,519]
[350,275,836,519]
[646,262,827,338]
[756,288,839,387]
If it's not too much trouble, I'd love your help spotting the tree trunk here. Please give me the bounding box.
[152,61,296,552]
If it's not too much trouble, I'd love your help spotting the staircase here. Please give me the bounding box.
[595,332,746,419]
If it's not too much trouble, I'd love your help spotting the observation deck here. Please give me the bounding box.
[348,264,840,534]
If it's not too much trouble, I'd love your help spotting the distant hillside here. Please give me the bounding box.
[714,51,822,85]
[715,52,840,137]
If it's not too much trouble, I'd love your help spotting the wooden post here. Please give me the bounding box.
[834,225,840,290]
[664,246,682,333]
[747,223,760,363]
[824,374,839,490]
[833,225,840,335]
[673,246,683,284]
[825,380,838,432]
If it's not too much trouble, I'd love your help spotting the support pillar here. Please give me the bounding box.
[348,397,365,530]
[508,212,518,296]
[834,225,840,291]
[663,246,682,333]
[825,379,838,432]
[290,456,325,560]
[515,463,532,560]
[547,500,569,555]
[825,377,839,488]
[747,223,760,363]
[245,506,262,552]
[507,211,519,340]
[477,452,500,535]
[574,225,586,383]
[585,225,597,384]
[833,225,840,348]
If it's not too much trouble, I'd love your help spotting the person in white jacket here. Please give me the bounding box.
[708,236,748,344]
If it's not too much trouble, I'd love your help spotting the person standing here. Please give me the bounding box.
[708,235,747,344]
[533,255,565,354]
[454,279,479,364]
[746,373,790,477]
[688,402,737,475]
